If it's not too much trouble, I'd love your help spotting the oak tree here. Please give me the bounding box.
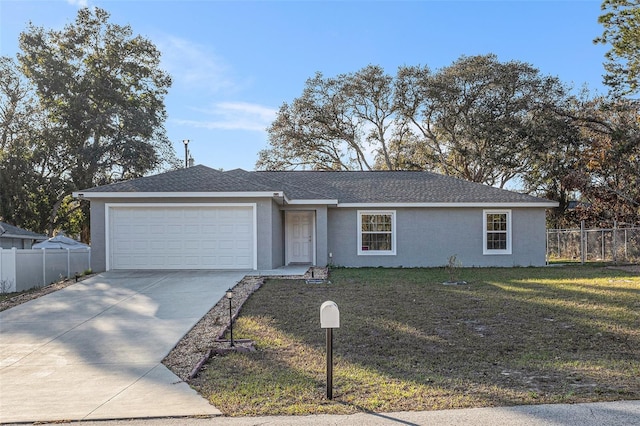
[395,55,569,188]
[565,97,640,226]
[258,66,397,170]
[0,56,68,235]
[595,0,640,95]
[14,7,178,238]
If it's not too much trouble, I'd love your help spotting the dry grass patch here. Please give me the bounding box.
[191,266,640,416]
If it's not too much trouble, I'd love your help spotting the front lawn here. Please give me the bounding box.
[192,266,640,416]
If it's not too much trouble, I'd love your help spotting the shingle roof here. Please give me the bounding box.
[78,165,273,193]
[255,170,549,204]
[78,165,555,205]
[0,221,47,240]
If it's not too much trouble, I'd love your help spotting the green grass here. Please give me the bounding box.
[192,266,640,416]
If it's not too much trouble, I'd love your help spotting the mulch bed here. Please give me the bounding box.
[0,275,94,312]
[162,267,328,381]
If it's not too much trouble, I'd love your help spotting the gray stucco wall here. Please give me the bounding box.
[89,199,107,272]
[254,199,274,270]
[270,201,284,269]
[88,198,548,271]
[315,206,328,266]
[87,197,278,272]
[327,207,548,268]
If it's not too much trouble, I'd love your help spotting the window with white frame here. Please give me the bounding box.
[483,210,512,255]
[358,210,396,255]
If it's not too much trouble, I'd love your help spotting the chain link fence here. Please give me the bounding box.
[546,226,640,263]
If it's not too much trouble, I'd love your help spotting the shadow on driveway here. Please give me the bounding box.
[0,270,247,423]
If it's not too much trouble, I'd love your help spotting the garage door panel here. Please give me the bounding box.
[166,224,182,235]
[201,241,217,250]
[167,241,182,250]
[184,224,199,233]
[147,257,166,267]
[201,224,217,233]
[236,240,250,250]
[109,206,254,270]
[148,224,163,233]
[133,241,148,250]
[218,256,236,266]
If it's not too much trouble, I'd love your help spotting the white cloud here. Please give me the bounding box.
[157,36,236,94]
[67,0,89,7]
[174,102,277,132]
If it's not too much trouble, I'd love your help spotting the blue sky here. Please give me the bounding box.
[1,0,609,171]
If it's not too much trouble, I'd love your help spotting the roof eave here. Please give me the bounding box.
[0,233,47,241]
[72,192,558,208]
[336,201,560,208]
[286,199,339,205]
[73,191,285,199]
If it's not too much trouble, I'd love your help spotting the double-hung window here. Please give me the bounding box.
[483,210,512,255]
[358,210,396,255]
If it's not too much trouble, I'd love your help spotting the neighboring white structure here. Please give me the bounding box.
[33,233,90,250]
[0,247,91,292]
[0,222,47,249]
[0,231,90,293]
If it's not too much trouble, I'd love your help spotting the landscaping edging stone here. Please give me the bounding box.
[163,267,328,382]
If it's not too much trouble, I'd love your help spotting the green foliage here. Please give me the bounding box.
[258,55,572,191]
[258,65,395,171]
[560,97,640,227]
[395,55,570,189]
[18,7,177,186]
[0,7,179,237]
[595,0,640,95]
[0,56,66,233]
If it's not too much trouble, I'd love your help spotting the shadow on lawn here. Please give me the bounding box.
[337,402,422,426]
[205,266,640,413]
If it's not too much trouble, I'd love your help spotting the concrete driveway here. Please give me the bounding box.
[0,270,247,424]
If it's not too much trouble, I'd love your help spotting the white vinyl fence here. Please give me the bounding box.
[0,247,91,293]
[546,226,640,263]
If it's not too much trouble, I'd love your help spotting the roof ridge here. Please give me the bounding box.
[219,169,281,192]
[249,171,336,200]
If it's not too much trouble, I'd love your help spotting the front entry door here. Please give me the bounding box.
[286,211,314,264]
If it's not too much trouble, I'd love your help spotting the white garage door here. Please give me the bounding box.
[108,205,255,270]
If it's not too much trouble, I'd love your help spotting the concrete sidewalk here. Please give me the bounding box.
[28,400,640,426]
[0,271,247,424]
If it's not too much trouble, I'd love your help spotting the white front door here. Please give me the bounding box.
[286,211,314,264]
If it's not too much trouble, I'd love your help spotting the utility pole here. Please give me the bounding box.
[183,139,190,168]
